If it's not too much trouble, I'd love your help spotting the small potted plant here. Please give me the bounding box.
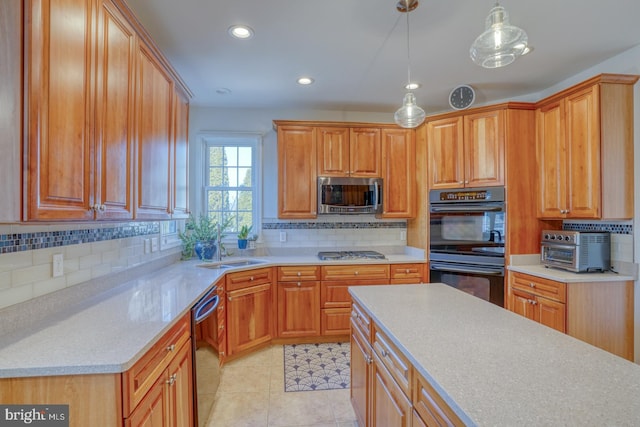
[237,224,253,250]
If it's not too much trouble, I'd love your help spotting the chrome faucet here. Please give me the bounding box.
[215,223,222,261]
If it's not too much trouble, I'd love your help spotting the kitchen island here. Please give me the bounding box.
[349,283,640,426]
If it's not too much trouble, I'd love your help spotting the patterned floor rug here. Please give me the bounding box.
[283,343,350,392]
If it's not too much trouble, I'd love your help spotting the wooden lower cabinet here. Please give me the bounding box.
[508,272,566,333]
[226,282,273,356]
[372,352,412,427]
[412,370,464,426]
[350,308,372,427]
[277,281,321,337]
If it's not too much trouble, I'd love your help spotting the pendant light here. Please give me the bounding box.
[470,2,529,68]
[394,0,426,129]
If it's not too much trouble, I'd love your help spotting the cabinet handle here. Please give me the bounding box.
[250,276,254,281]
[166,344,175,352]
[380,348,388,358]
[531,300,538,305]
[464,180,469,184]
[297,272,302,277]
[354,271,359,276]
[228,296,233,301]
[166,373,177,386]
[219,324,224,330]
[297,282,301,287]
[366,355,373,365]
[529,282,536,288]
[405,269,410,274]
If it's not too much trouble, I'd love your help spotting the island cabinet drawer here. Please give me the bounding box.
[351,301,372,342]
[277,265,320,281]
[123,312,191,415]
[390,263,424,283]
[412,370,464,427]
[321,264,390,281]
[226,267,274,291]
[372,324,411,397]
[510,272,566,303]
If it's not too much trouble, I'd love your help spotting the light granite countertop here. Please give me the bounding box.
[508,254,636,282]
[349,284,640,426]
[0,252,425,378]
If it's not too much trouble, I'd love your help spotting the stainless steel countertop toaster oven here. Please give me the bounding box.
[540,230,610,273]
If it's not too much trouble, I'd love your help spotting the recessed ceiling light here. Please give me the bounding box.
[405,82,421,90]
[228,25,254,39]
[297,77,314,85]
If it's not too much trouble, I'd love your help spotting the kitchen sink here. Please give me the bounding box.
[197,259,267,269]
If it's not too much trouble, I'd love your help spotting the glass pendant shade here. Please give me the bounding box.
[394,92,426,128]
[470,3,528,68]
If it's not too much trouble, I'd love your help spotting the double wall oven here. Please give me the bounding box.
[429,187,506,307]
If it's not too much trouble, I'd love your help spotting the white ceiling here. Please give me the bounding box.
[125,0,640,114]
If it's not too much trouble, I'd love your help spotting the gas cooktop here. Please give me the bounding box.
[317,250,387,261]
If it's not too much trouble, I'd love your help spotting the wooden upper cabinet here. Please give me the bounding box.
[463,109,505,188]
[26,0,94,220]
[317,127,350,176]
[426,110,505,190]
[379,128,415,218]
[426,116,464,189]
[172,88,190,219]
[349,128,382,177]
[94,0,136,220]
[277,125,317,218]
[536,74,638,219]
[135,44,173,220]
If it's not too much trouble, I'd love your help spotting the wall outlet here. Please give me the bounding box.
[151,237,159,252]
[52,253,64,277]
[144,239,151,254]
[400,230,407,241]
[279,231,287,242]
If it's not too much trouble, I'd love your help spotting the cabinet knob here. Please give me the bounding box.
[166,373,177,386]
[297,272,302,277]
[354,271,359,276]
[166,344,175,352]
[529,282,536,288]
[297,282,301,287]
[531,300,537,305]
[405,269,410,274]
[219,324,224,330]
[228,296,233,301]
[250,276,254,281]
[380,348,388,358]
[351,312,359,319]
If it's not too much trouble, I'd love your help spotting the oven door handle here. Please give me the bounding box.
[430,263,504,276]
[430,206,503,213]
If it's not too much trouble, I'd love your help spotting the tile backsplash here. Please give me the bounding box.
[563,221,634,263]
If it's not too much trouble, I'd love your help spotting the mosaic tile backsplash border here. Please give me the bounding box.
[0,222,160,254]
[263,221,406,230]
[563,222,633,235]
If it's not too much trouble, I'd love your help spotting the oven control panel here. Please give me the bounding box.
[542,230,578,244]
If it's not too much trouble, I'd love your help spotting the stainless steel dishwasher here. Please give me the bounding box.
[191,285,221,427]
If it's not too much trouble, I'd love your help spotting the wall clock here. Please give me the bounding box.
[449,85,476,110]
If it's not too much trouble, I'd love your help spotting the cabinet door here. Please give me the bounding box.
[537,100,567,218]
[426,117,464,189]
[350,321,371,427]
[277,281,321,337]
[277,125,317,218]
[167,341,193,427]
[136,44,173,219]
[371,352,412,427]
[172,88,190,218]
[26,0,94,220]
[565,86,601,218]
[317,127,350,176]
[226,283,273,356]
[349,128,381,177]
[535,297,566,333]
[509,288,536,321]
[464,109,505,187]
[126,374,168,427]
[95,0,136,220]
[379,128,415,218]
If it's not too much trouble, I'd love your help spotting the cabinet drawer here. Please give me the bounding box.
[321,264,390,281]
[123,312,191,415]
[372,324,411,397]
[277,265,320,281]
[413,369,464,427]
[390,263,424,281]
[351,301,371,342]
[322,308,351,335]
[226,267,273,291]
[511,272,566,303]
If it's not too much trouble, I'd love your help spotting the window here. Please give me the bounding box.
[200,133,261,237]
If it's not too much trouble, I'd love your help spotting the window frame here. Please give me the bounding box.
[195,132,262,240]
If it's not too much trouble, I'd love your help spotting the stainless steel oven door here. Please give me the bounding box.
[541,242,578,272]
[430,261,505,307]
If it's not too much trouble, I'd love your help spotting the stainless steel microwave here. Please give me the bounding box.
[317,176,382,214]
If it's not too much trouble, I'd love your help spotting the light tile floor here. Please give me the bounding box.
[204,345,359,427]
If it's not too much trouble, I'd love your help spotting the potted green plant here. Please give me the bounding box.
[237,224,253,250]
[179,214,232,260]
